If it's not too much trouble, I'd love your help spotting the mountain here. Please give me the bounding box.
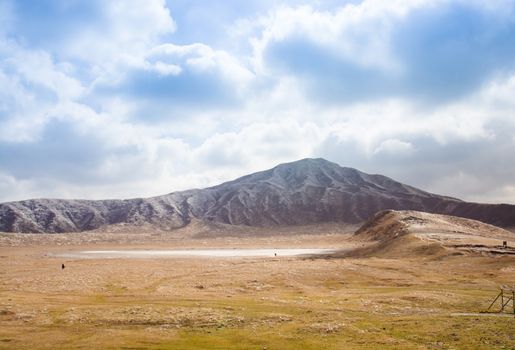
[1,158,515,233]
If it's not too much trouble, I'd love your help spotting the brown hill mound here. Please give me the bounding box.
[350,210,515,258]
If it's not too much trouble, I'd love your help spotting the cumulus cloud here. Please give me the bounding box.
[7,0,175,62]
[373,139,414,156]
[1,0,515,205]
[121,42,253,105]
[251,0,515,104]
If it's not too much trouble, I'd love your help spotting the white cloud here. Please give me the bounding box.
[1,0,515,206]
[249,1,437,75]
[148,43,254,84]
[8,48,84,100]
[65,0,176,66]
[374,139,414,156]
[150,61,182,76]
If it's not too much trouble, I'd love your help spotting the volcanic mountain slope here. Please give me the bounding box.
[351,210,515,257]
[1,158,515,233]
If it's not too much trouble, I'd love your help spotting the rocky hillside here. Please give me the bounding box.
[1,158,515,233]
[351,210,515,257]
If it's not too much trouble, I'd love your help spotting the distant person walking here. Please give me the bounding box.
[61,263,65,270]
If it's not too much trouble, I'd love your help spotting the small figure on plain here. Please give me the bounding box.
[274,253,277,257]
[61,263,65,270]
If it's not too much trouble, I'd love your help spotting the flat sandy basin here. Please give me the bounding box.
[1,229,514,349]
[50,248,335,259]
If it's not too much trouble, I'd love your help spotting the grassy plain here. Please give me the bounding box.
[0,228,514,349]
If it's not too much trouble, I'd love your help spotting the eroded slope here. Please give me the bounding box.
[352,210,515,257]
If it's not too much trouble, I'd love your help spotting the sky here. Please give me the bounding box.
[1,0,515,204]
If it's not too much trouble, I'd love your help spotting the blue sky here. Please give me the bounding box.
[1,0,515,203]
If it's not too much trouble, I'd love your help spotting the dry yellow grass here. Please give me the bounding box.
[0,224,514,349]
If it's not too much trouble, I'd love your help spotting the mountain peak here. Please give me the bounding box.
[274,157,341,170]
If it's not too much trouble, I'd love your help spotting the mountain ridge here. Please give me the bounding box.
[1,158,515,233]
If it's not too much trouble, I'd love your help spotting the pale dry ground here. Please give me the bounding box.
[0,222,514,350]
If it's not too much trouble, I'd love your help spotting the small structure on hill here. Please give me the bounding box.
[486,285,514,314]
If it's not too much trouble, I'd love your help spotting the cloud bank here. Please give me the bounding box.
[1,0,515,204]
